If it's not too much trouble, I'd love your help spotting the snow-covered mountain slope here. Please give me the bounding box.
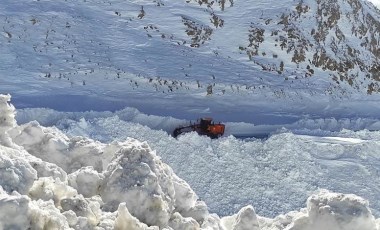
[2,94,380,229]
[3,0,380,125]
[2,0,380,96]
[236,0,380,94]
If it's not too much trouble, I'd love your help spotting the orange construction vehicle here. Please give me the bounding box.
[173,118,225,139]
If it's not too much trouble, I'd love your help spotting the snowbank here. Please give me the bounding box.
[1,94,380,229]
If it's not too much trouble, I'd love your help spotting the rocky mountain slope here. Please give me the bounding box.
[172,0,380,94]
[233,0,380,94]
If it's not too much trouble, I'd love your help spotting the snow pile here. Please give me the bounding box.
[0,94,214,229]
[220,190,380,230]
[294,190,377,230]
[1,94,380,229]
[258,190,380,230]
[99,138,211,228]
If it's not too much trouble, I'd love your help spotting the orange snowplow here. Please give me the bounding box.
[173,118,225,139]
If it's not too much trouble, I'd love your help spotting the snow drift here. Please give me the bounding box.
[1,93,380,229]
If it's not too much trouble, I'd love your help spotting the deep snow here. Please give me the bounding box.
[14,100,380,219]
[2,94,380,229]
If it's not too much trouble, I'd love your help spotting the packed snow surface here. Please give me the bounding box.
[1,94,380,229]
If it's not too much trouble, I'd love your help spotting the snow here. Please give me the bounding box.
[1,94,215,229]
[1,95,380,229]
[4,0,380,124]
[14,105,380,219]
[2,0,380,228]
[369,0,380,8]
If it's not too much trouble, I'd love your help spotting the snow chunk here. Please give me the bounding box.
[3,132,67,182]
[114,203,159,230]
[0,94,16,129]
[221,205,259,230]
[232,206,260,230]
[181,200,210,222]
[61,195,102,226]
[10,121,106,173]
[259,190,379,230]
[0,94,16,146]
[0,188,29,228]
[68,166,104,198]
[0,147,36,194]
[0,188,70,229]
[172,174,198,212]
[201,214,224,230]
[169,212,200,230]
[100,138,206,228]
[289,189,378,230]
[29,199,71,229]
[100,138,174,227]
[32,159,67,182]
[29,177,77,208]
